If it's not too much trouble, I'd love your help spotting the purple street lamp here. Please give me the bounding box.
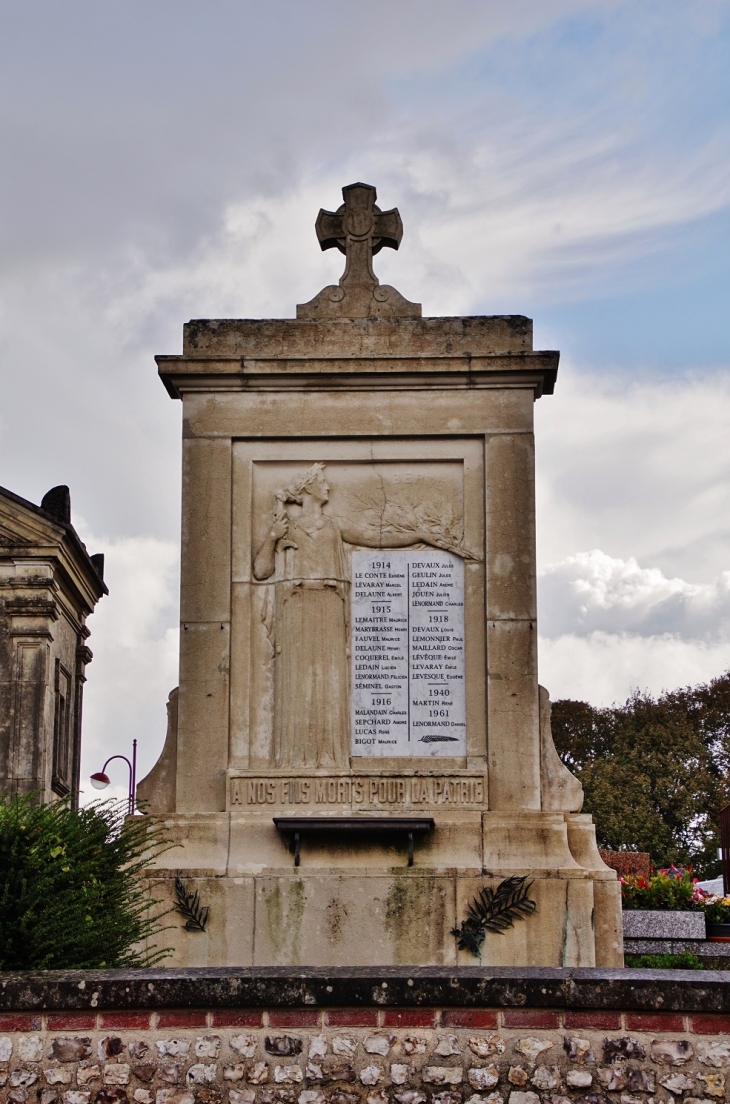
[90,739,137,815]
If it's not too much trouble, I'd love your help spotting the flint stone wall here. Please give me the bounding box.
[2,969,730,1104]
[3,1006,730,1104]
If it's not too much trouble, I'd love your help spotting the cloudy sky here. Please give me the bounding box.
[1,0,728,799]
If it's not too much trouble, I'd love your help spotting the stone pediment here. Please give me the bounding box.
[0,524,32,547]
[0,487,107,607]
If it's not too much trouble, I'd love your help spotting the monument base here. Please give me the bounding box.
[143,809,622,968]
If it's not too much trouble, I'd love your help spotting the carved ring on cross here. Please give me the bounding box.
[344,208,375,240]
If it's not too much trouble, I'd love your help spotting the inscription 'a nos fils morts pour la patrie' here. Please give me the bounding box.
[231,774,484,808]
[351,550,466,757]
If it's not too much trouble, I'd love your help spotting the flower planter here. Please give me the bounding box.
[622,909,705,940]
[706,922,730,942]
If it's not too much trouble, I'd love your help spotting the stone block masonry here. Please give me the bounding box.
[2,969,730,1104]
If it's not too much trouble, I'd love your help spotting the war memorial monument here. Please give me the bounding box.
[138,182,623,968]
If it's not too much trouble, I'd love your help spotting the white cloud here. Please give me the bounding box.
[535,365,730,583]
[540,549,730,639]
[539,631,730,707]
[535,369,730,704]
[73,521,179,804]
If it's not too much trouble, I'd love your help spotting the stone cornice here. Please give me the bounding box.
[157,352,559,400]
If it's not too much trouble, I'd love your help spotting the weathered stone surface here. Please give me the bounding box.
[95,1090,128,1104]
[9,1069,38,1087]
[468,1066,499,1090]
[507,1092,539,1104]
[389,1064,412,1085]
[626,1068,654,1093]
[597,1067,626,1091]
[650,1040,694,1066]
[659,1072,695,1093]
[0,484,106,803]
[434,1037,461,1057]
[195,1037,222,1059]
[17,1035,43,1062]
[5,966,730,1014]
[52,1039,92,1064]
[530,1065,560,1090]
[514,1039,554,1065]
[265,1039,302,1058]
[76,1064,101,1085]
[358,1067,383,1086]
[602,1038,645,1063]
[697,1041,730,1067]
[132,1066,155,1084]
[155,1042,190,1058]
[563,1038,594,1064]
[248,1064,269,1084]
[469,1036,505,1058]
[698,1073,726,1097]
[308,1038,327,1060]
[231,1036,258,1059]
[158,1065,181,1085]
[622,911,706,940]
[45,1070,73,1085]
[103,1065,130,1086]
[566,1070,593,1088]
[363,1037,392,1057]
[422,1067,463,1085]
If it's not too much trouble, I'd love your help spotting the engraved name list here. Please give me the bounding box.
[351,550,466,757]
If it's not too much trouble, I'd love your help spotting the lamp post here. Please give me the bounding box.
[90,739,137,815]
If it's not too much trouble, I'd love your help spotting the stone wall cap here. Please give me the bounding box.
[180,315,536,359]
[1,965,729,1013]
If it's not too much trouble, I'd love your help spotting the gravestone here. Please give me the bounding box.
[138,183,623,967]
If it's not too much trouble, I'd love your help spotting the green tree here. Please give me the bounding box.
[0,794,170,969]
[551,671,730,878]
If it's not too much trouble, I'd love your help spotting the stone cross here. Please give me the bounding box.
[315,182,403,292]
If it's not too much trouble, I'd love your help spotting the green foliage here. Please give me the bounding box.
[0,794,171,970]
[551,671,730,878]
[620,868,700,910]
[625,951,704,970]
[452,875,537,957]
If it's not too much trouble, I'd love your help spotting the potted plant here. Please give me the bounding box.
[701,895,730,940]
[621,866,707,941]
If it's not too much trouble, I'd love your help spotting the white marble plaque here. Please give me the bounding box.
[351,550,466,757]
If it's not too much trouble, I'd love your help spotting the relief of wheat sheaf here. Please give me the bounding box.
[342,477,479,560]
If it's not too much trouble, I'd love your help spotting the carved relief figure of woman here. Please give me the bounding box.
[253,463,443,770]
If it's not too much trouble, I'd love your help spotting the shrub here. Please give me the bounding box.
[0,793,170,969]
[625,951,703,970]
[620,865,704,911]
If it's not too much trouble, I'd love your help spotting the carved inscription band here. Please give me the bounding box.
[230,774,486,809]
